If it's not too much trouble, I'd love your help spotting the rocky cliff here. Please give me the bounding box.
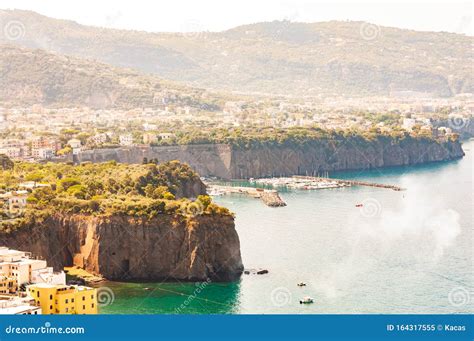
[74,138,464,179]
[228,138,465,178]
[0,213,243,282]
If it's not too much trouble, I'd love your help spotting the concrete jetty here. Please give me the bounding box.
[207,185,286,207]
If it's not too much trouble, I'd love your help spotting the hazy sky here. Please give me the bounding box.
[1,0,472,34]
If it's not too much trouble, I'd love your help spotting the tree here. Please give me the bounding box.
[26,172,44,185]
[67,184,87,199]
[163,192,175,200]
[0,154,14,170]
[58,177,81,192]
[197,195,212,210]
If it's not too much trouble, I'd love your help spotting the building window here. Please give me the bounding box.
[82,296,85,301]
[83,305,85,310]
[50,305,52,310]
[92,303,94,308]
[37,291,40,297]
[50,294,53,300]
[65,308,68,313]
[72,298,74,303]
[65,299,68,303]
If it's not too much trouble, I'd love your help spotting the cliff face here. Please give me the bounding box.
[0,214,243,282]
[229,139,465,178]
[74,139,464,179]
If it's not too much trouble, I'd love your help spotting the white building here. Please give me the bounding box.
[89,133,107,145]
[19,182,50,190]
[0,147,21,159]
[32,148,54,160]
[0,295,42,315]
[402,118,416,131]
[31,267,66,285]
[119,134,134,146]
[158,133,175,141]
[0,191,28,216]
[67,138,82,149]
[143,123,158,131]
[0,247,65,290]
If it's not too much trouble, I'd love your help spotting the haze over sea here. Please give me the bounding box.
[97,139,474,314]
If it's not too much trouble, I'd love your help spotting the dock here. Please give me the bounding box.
[293,176,405,191]
[207,185,286,207]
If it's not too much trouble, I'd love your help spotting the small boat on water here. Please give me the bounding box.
[355,203,363,207]
[297,282,306,287]
[299,296,314,304]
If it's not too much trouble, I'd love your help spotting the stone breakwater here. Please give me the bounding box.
[72,139,464,180]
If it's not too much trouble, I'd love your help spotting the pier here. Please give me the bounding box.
[293,176,405,191]
[207,185,286,207]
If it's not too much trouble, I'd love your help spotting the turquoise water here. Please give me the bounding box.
[98,140,473,314]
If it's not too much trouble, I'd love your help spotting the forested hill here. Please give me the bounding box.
[0,44,224,109]
[0,9,472,97]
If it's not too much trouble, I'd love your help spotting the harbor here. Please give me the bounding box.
[292,176,406,191]
[252,176,351,190]
[252,175,405,191]
[206,174,404,207]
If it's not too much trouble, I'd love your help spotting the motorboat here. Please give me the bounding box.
[299,296,314,304]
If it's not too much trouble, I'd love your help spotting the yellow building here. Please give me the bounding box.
[27,284,98,315]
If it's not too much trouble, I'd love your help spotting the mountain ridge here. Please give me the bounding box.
[0,43,224,109]
[1,9,472,98]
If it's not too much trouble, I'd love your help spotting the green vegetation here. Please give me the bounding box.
[0,154,14,170]
[0,159,232,227]
[150,125,450,149]
[0,45,224,110]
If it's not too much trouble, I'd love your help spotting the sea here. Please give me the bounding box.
[97,139,473,314]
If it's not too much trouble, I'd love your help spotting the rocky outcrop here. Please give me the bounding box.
[0,213,243,282]
[74,138,465,179]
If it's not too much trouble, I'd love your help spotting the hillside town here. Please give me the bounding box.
[0,246,98,315]
[0,94,472,162]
